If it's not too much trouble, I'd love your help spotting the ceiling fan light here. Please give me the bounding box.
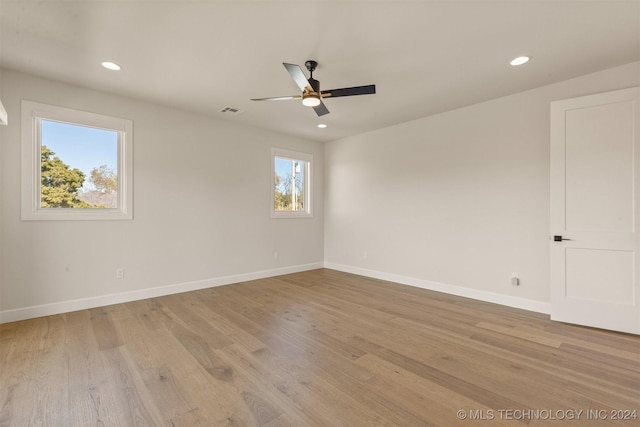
[302,93,321,107]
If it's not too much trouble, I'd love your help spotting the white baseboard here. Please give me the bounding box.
[324,262,551,315]
[0,262,550,324]
[0,262,324,324]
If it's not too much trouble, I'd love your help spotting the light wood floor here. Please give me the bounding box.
[1,269,639,426]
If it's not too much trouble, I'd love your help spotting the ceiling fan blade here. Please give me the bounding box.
[283,63,312,92]
[251,95,301,101]
[313,101,330,117]
[321,84,376,98]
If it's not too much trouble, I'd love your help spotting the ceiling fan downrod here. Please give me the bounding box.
[304,60,320,94]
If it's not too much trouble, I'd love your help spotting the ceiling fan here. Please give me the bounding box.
[251,60,376,116]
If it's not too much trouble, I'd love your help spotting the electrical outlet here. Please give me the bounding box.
[511,272,519,286]
[116,268,125,279]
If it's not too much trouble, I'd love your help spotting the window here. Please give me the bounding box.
[271,148,312,218]
[21,100,133,220]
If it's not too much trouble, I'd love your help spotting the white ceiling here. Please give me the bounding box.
[1,1,639,142]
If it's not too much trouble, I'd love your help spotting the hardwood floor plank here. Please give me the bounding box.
[225,343,399,427]
[1,269,638,426]
[168,408,210,427]
[467,330,639,407]
[167,320,235,382]
[115,311,259,426]
[64,310,112,427]
[0,317,51,388]
[98,347,165,426]
[355,352,516,427]
[89,307,122,351]
[161,296,234,349]
[559,342,640,373]
[239,390,281,426]
[138,363,195,422]
[350,334,528,410]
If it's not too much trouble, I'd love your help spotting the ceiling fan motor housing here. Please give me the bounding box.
[308,77,320,93]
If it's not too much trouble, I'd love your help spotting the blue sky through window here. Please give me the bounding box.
[41,119,118,191]
[275,157,304,179]
[275,157,292,179]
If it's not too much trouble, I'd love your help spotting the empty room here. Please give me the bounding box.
[1,1,639,426]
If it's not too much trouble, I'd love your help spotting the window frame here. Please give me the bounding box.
[271,147,312,218]
[21,100,133,221]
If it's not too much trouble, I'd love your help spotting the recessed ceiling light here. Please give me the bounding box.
[510,56,530,66]
[101,61,121,71]
[317,124,327,128]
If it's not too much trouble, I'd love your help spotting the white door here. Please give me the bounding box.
[550,87,640,334]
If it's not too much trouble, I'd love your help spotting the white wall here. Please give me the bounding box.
[324,62,640,313]
[0,69,324,322]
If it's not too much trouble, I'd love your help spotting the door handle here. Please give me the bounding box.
[553,235,572,242]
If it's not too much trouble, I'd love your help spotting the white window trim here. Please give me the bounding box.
[271,147,312,218]
[21,100,133,220]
